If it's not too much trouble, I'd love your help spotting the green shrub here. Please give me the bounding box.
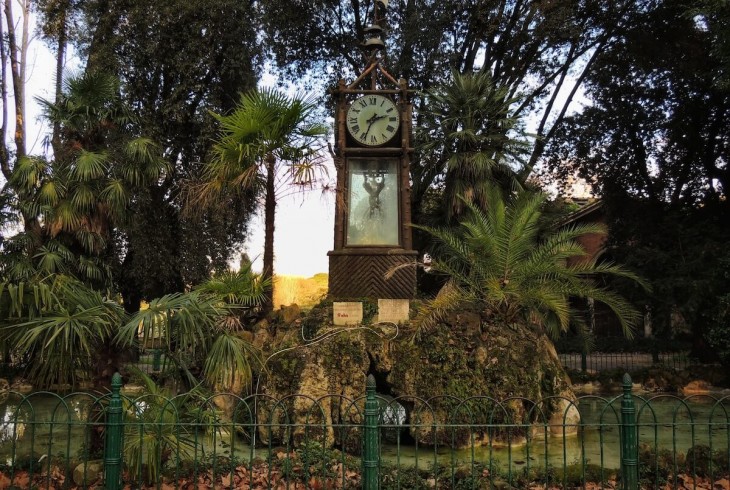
[638,444,676,487]
[380,465,433,490]
[705,294,730,368]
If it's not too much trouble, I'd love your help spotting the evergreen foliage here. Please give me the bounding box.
[416,187,645,340]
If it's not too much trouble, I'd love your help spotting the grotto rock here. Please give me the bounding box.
[256,302,576,449]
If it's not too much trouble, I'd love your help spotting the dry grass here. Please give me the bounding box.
[273,273,328,310]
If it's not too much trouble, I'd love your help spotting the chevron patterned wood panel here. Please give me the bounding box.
[329,253,416,299]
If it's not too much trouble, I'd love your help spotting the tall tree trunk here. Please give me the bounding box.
[0,3,9,179]
[262,153,276,313]
[51,1,68,157]
[3,0,41,244]
[4,0,27,160]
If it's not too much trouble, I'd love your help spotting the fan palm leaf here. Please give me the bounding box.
[116,267,268,392]
[193,266,270,307]
[116,291,225,352]
[0,275,125,388]
[203,332,262,391]
[72,150,108,181]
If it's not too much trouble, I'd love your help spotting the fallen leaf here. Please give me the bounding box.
[221,473,232,487]
[714,478,729,490]
[13,472,30,489]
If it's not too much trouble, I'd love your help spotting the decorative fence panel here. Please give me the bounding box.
[0,373,728,489]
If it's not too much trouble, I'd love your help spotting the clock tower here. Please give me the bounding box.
[328,0,417,299]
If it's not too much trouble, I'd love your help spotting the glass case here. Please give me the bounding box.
[346,158,399,246]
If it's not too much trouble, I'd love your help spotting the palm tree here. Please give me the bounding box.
[116,267,269,392]
[417,71,529,222]
[192,88,327,311]
[0,265,267,390]
[416,186,647,340]
[7,72,168,284]
[0,274,126,388]
[122,368,204,485]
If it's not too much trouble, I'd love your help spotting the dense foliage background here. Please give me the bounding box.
[1,0,728,385]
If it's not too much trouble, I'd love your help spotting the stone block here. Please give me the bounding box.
[376,298,410,323]
[333,302,363,325]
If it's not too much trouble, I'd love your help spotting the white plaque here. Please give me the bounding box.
[377,299,410,323]
[333,302,363,325]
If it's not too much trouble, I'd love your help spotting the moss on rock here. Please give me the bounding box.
[257,301,575,448]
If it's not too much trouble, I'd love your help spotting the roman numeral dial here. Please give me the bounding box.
[346,94,400,147]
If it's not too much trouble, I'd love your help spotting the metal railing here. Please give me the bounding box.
[559,351,697,373]
[0,373,728,489]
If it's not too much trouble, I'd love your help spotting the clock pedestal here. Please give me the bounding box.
[328,249,417,299]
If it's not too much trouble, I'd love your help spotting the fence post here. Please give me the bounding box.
[620,373,639,490]
[581,350,587,373]
[363,374,379,490]
[650,340,660,365]
[152,349,162,372]
[104,372,124,490]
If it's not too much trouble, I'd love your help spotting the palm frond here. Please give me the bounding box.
[191,87,326,215]
[203,332,262,391]
[99,179,131,214]
[412,280,470,339]
[11,157,48,192]
[73,150,108,181]
[418,185,646,341]
[1,275,124,387]
[38,180,64,207]
[194,267,270,307]
[116,291,228,351]
[70,182,97,211]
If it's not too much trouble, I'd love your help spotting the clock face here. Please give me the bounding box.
[346,95,400,147]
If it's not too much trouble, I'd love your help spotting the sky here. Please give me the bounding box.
[9,33,335,278]
[243,188,334,277]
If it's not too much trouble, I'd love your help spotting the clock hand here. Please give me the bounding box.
[365,113,380,125]
[363,113,388,139]
[362,113,382,139]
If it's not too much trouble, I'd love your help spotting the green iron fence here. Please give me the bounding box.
[0,373,728,489]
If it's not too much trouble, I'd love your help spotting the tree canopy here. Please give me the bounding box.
[541,0,730,355]
[76,0,263,306]
[2,0,729,366]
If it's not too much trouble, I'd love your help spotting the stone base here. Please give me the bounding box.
[328,248,417,299]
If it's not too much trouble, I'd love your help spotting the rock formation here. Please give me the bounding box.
[252,301,578,448]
